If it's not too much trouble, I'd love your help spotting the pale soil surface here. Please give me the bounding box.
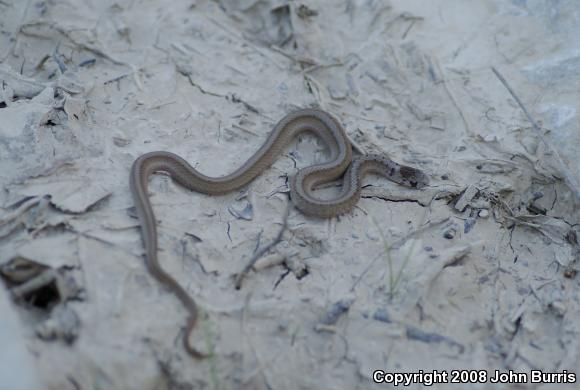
[0,1,579,389]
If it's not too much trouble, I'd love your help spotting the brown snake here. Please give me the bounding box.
[130,108,429,358]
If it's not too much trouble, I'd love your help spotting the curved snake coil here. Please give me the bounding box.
[130,108,429,358]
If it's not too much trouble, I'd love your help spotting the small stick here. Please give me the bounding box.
[491,66,580,199]
[231,124,259,137]
[491,67,540,132]
[269,44,318,66]
[434,57,472,136]
[235,205,290,289]
[10,269,57,300]
[19,21,127,66]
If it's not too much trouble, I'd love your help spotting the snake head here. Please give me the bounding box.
[399,166,429,189]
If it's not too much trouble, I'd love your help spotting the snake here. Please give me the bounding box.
[130,108,429,358]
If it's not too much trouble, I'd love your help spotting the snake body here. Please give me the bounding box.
[130,108,428,358]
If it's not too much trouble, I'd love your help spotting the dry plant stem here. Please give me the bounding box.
[19,21,127,66]
[490,67,540,133]
[130,109,429,358]
[0,197,42,227]
[235,204,290,290]
[372,215,418,299]
[491,66,580,199]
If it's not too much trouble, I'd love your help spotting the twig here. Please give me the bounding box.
[269,45,318,66]
[103,73,130,85]
[491,66,580,200]
[102,65,144,90]
[0,196,42,227]
[19,21,127,66]
[52,41,67,73]
[10,269,57,300]
[235,204,290,289]
[303,74,325,105]
[491,67,540,132]
[0,196,50,239]
[232,124,259,137]
[301,61,343,75]
[434,57,472,136]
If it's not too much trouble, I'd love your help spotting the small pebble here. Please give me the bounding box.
[550,301,566,316]
[443,229,455,239]
[464,217,476,233]
[113,136,131,147]
[278,320,289,332]
[478,209,489,218]
[532,191,544,200]
[373,308,391,323]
